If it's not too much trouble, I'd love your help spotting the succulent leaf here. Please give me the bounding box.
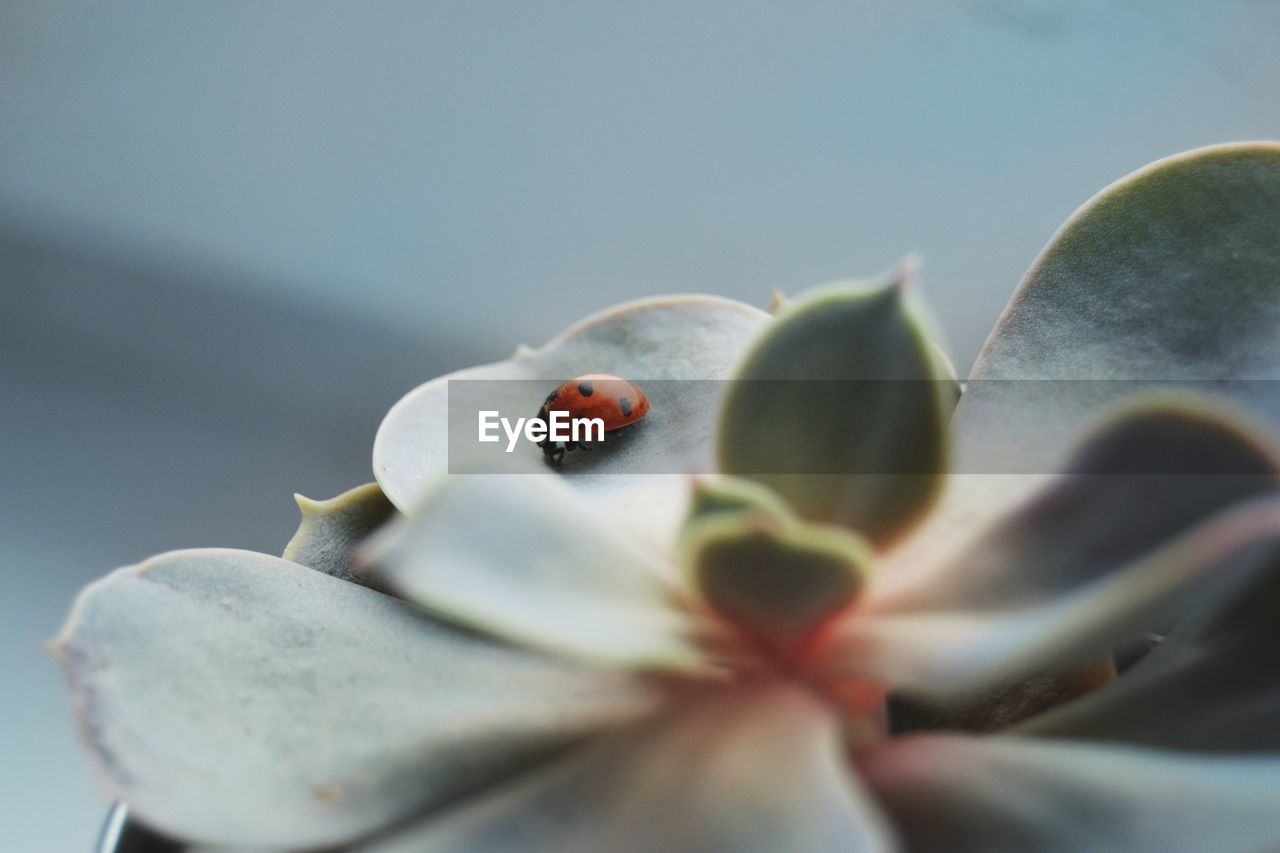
[51,549,662,849]
[373,295,770,538]
[887,658,1117,735]
[682,510,874,662]
[1015,628,1280,751]
[718,271,954,547]
[360,469,726,673]
[831,399,1280,696]
[283,482,396,590]
[953,142,1280,517]
[859,735,1280,853]
[1016,538,1280,750]
[362,685,894,853]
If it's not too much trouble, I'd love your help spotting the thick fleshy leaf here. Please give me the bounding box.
[841,495,1280,700]
[952,142,1280,524]
[718,272,953,547]
[682,510,873,663]
[831,401,1280,697]
[283,482,396,589]
[360,470,729,673]
[373,295,770,543]
[885,401,1280,605]
[363,684,894,853]
[887,658,1116,736]
[52,549,664,849]
[859,734,1280,852]
[1015,631,1280,751]
[1016,548,1280,749]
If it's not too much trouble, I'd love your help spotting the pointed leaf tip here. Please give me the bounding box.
[293,492,322,515]
[685,475,793,528]
[283,483,397,590]
[43,637,67,662]
[896,254,921,289]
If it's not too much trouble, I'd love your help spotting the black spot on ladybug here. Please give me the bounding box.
[545,392,557,405]
[618,396,632,417]
[577,381,594,397]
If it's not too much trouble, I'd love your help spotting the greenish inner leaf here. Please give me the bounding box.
[684,512,873,664]
[718,274,953,548]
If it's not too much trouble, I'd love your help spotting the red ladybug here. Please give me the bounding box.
[537,373,649,463]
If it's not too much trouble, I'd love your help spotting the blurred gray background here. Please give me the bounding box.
[2,1,1278,849]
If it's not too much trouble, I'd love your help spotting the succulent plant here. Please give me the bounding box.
[59,142,1280,852]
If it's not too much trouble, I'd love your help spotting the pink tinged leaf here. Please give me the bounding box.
[363,684,896,853]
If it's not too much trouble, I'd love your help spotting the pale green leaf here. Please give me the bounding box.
[361,470,728,673]
[718,272,953,547]
[952,142,1280,522]
[363,685,894,853]
[283,482,396,589]
[373,295,770,548]
[682,510,873,663]
[830,400,1280,697]
[53,549,663,849]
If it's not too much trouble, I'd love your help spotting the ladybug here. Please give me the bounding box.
[537,373,649,463]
